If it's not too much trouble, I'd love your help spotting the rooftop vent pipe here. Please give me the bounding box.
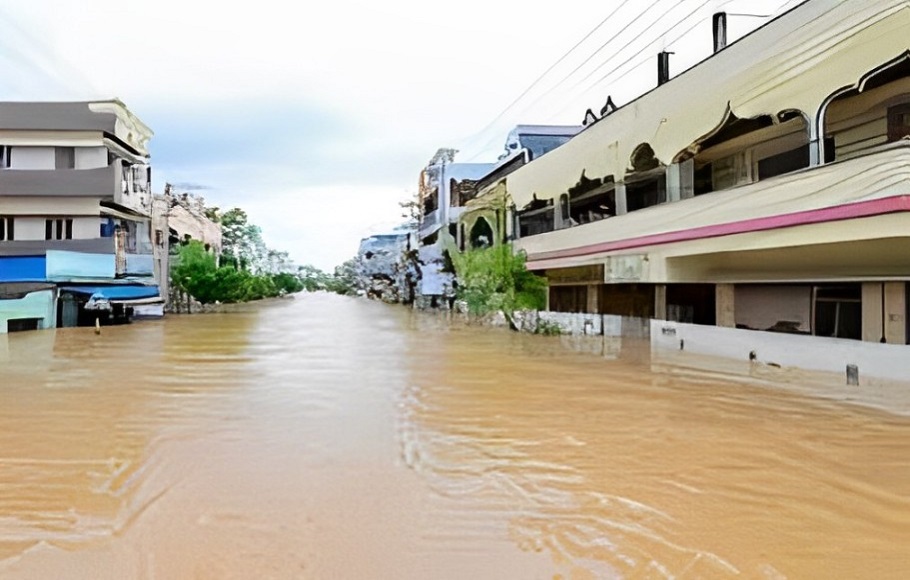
[657,51,672,86]
[713,12,728,53]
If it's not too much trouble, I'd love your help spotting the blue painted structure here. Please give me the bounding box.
[0,289,56,333]
[60,285,160,300]
[0,257,47,282]
[46,250,116,280]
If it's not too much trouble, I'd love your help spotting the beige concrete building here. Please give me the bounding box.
[463,0,910,346]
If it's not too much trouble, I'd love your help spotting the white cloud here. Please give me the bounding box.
[0,0,792,269]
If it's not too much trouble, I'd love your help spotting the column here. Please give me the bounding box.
[615,183,628,216]
[861,283,884,343]
[586,284,600,314]
[654,284,667,320]
[884,282,906,344]
[715,283,735,328]
[666,163,681,203]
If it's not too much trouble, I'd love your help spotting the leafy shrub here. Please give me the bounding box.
[535,319,563,336]
[451,244,547,316]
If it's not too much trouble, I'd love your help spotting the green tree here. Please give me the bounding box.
[173,240,289,304]
[328,258,358,296]
[451,244,547,318]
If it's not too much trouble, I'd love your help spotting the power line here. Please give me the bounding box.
[463,0,795,160]
[462,0,672,159]
[584,0,715,91]
[555,0,666,96]
[545,1,732,124]
[464,0,637,143]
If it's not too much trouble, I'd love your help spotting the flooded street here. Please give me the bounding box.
[1,293,909,579]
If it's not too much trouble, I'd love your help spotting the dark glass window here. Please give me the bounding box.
[888,103,910,142]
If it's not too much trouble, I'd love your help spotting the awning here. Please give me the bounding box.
[0,282,55,300]
[100,206,150,222]
[59,285,160,302]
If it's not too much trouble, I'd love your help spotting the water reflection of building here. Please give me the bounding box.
[0,100,165,333]
[464,1,910,348]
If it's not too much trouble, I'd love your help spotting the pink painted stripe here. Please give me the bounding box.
[526,195,910,267]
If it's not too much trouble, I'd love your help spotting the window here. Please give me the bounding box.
[813,285,861,340]
[121,164,131,194]
[712,151,751,191]
[0,146,10,169]
[0,216,13,241]
[888,103,910,142]
[45,218,74,240]
[626,177,667,212]
[757,145,810,180]
[7,318,41,332]
[55,147,75,169]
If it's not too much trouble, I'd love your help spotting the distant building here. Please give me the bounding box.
[500,124,582,162]
[355,227,416,303]
[0,99,162,332]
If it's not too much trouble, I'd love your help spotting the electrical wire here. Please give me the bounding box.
[462,0,795,160]
[463,0,637,144]
[461,0,674,159]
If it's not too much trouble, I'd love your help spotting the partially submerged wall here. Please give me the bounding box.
[651,319,910,387]
[0,289,56,333]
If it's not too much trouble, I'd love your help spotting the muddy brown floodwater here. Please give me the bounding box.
[1,293,909,579]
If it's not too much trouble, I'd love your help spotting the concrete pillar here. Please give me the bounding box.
[862,283,884,343]
[615,183,628,216]
[654,284,667,320]
[716,283,736,328]
[666,163,681,202]
[884,282,906,344]
[808,114,822,167]
[586,284,600,314]
[679,158,695,200]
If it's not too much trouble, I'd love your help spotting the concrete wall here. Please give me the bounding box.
[10,217,99,241]
[735,285,812,332]
[0,289,56,333]
[125,254,155,275]
[0,197,100,216]
[74,147,107,169]
[603,315,651,339]
[9,147,55,170]
[538,311,603,335]
[46,250,115,280]
[652,319,910,383]
[0,164,117,197]
[861,282,907,344]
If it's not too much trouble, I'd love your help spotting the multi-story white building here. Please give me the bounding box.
[461,0,910,378]
[0,99,164,332]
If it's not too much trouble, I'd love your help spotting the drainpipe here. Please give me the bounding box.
[657,52,673,86]
[713,12,727,53]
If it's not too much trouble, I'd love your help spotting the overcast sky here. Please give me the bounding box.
[0,0,796,270]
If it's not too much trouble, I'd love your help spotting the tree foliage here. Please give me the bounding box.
[451,244,547,316]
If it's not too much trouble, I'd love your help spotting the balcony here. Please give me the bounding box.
[115,160,152,215]
[517,142,910,272]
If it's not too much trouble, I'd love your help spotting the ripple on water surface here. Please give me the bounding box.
[0,294,909,578]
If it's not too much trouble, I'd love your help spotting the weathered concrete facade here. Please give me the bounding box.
[460,0,910,353]
[0,99,162,331]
